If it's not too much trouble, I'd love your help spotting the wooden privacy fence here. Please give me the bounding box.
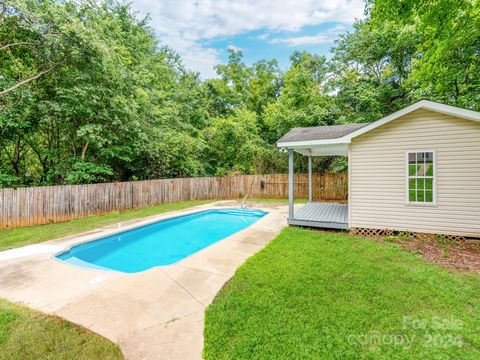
[0,172,347,229]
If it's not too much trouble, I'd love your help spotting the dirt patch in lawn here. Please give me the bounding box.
[384,237,480,273]
[293,228,480,273]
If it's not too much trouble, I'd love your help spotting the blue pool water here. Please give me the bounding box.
[56,208,266,273]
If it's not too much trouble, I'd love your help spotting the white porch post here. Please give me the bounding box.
[288,149,294,219]
[308,155,312,202]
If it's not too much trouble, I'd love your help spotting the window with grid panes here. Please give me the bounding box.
[407,152,434,203]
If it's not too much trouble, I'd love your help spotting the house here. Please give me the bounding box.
[277,100,480,238]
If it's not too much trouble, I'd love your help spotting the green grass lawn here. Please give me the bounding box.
[204,227,480,359]
[0,199,224,359]
[0,200,213,251]
[0,299,123,360]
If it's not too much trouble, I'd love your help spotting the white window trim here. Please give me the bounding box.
[405,150,437,206]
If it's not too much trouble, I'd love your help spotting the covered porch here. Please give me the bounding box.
[277,123,367,230]
[285,146,349,229]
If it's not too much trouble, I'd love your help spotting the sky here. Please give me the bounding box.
[128,0,365,79]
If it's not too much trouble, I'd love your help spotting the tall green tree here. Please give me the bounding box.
[0,0,209,185]
[264,51,335,141]
[202,107,278,176]
[2,0,479,187]
[331,20,419,123]
[366,0,480,108]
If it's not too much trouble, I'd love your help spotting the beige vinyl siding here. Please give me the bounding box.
[350,108,480,237]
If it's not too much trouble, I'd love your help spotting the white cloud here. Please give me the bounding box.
[227,44,243,52]
[270,25,347,46]
[180,46,220,79]
[270,33,332,46]
[129,0,365,78]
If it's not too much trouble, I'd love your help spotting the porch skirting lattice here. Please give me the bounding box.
[350,227,469,242]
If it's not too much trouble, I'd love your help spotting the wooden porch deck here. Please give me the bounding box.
[289,202,348,230]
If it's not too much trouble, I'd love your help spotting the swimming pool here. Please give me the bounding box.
[56,208,266,273]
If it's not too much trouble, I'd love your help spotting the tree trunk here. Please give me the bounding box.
[81,141,89,161]
[11,138,21,177]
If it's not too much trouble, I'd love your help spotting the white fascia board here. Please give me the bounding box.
[290,144,348,156]
[277,137,350,148]
[421,101,480,122]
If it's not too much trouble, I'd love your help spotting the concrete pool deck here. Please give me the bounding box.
[0,201,291,359]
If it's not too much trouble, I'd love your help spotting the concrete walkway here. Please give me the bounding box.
[0,201,290,360]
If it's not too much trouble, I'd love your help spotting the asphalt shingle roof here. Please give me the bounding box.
[277,123,370,143]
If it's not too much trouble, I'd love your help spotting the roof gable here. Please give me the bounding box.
[277,100,480,148]
[343,100,480,142]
